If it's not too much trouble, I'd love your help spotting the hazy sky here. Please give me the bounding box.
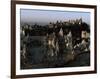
[20,9,90,25]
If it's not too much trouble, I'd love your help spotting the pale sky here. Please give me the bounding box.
[20,9,90,25]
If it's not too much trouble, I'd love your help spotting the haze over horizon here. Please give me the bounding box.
[20,9,90,26]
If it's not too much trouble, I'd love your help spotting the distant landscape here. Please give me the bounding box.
[20,9,90,69]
